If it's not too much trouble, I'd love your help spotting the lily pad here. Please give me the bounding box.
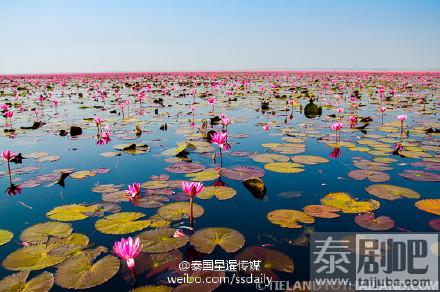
[303,205,340,218]
[95,212,150,234]
[348,169,390,182]
[321,192,380,214]
[0,271,54,292]
[415,199,440,215]
[250,153,290,163]
[267,210,315,228]
[354,213,395,230]
[157,202,204,221]
[264,162,304,173]
[2,243,72,271]
[138,228,188,253]
[197,186,237,200]
[46,204,97,221]
[399,170,440,182]
[165,162,206,174]
[235,246,294,280]
[365,184,420,200]
[291,155,329,165]
[0,230,13,246]
[190,227,245,254]
[220,166,264,181]
[55,255,119,289]
[185,168,219,182]
[20,222,73,244]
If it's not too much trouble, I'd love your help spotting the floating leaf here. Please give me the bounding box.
[303,205,340,218]
[354,213,395,230]
[2,243,72,271]
[365,184,420,200]
[55,255,119,289]
[20,222,73,244]
[415,199,440,215]
[321,192,380,214]
[267,210,315,228]
[264,162,304,173]
[0,230,13,246]
[185,168,219,182]
[220,166,264,181]
[348,169,390,182]
[291,155,329,165]
[235,246,294,280]
[197,186,237,200]
[190,227,245,254]
[70,170,96,180]
[0,271,54,292]
[157,202,204,221]
[132,195,169,208]
[46,204,97,221]
[428,218,440,231]
[95,212,150,234]
[138,228,188,253]
[165,162,206,174]
[399,170,440,182]
[250,153,290,163]
[353,160,392,171]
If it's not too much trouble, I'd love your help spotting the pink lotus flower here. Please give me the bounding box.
[125,182,141,198]
[181,181,205,197]
[349,115,357,128]
[0,104,9,111]
[113,237,142,269]
[94,117,103,125]
[336,108,344,114]
[221,117,231,127]
[101,131,111,140]
[4,111,13,118]
[210,131,228,148]
[182,181,204,225]
[262,124,270,131]
[331,122,343,131]
[208,98,215,104]
[2,150,16,161]
[53,99,59,107]
[379,106,386,113]
[397,115,407,122]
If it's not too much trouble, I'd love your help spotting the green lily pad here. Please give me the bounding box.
[138,228,188,253]
[267,210,315,228]
[2,243,73,271]
[185,168,220,181]
[20,222,73,244]
[190,227,245,254]
[46,204,97,221]
[321,192,380,214]
[157,202,204,221]
[0,271,54,292]
[264,162,304,173]
[0,230,13,246]
[197,186,237,200]
[55,255,119,289]
[95,212,150,234]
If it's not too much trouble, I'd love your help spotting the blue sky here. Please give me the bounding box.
[0,0,439,73]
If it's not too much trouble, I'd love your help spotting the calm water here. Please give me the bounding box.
[0,72,439,291]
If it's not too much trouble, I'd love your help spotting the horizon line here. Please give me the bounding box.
[1,69,440,77]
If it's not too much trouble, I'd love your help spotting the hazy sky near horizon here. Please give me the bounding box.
[0,0,439,74]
